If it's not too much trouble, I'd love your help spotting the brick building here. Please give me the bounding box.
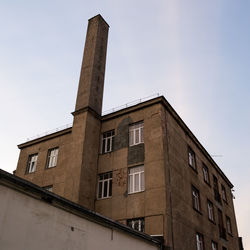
[15,14,241,250]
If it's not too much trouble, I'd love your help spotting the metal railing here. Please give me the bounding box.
[25,94,161,142]
[26,123,73,142]
[102,93,160,116]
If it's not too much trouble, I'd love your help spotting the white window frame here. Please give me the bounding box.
[27,154,38,173]
[188,147,196,169]
[129,122,144,146]
[211,241,218,250]
[128,165,145,194]
[127,218,144,232]
[196,233,204,250]
[101,130,114,153]
[192,187,200,211]
[47,148,59,168]
[207,200,214,221]
[97,172,112,199]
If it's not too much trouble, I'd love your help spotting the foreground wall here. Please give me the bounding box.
[0,180,160,250]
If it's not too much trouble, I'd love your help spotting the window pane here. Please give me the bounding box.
[109,179,112,197]
[135,129,139,144]
[141,172,145,191]
[129,175,133,193]
[135,174,139,192]
[103,181,108,197]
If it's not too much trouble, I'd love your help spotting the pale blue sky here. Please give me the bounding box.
[0,1,249,248]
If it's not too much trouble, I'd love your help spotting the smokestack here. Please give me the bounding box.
[74,14,109,116]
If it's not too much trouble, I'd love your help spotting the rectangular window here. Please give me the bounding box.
[218,209,227,240]
[44,185,53,192]
[128,165,145,194]
[101,130,114,153]
[213,175,221,203]
[26,154,38,173]
[202,164,210,184]
[47,147,59,168]
[207,200,215,222]
[188,147,196,170]
[211,241,218,250]
[192,186,201,212]
[98,172,112,199]
[196,233,204,250]
[226,216,232,234]
[127,218,144,232]
[129,122,144,146]
[221,185,227,202]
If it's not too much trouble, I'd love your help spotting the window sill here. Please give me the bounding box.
[189,164,198,174]
[208,219,216,225]
[46,166,57,170]
[96,196,112,201]
[129,142,144,147]
[128,190,145,195]
[25,171,35,175]
[193,208,202,215]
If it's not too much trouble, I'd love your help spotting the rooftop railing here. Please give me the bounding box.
[25,93,160,142]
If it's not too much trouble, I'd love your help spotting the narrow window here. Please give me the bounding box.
[207,200,215,222]
[188,147,196,170]
[202,164,210,184]
[128,165,145,194]
[129,122,144,146]
[213,175,221,203]
[101,130,114,153]
[211,241,218,250]
[26,154,38,173]
[192,186,201,212]
[47,148,59,168]
[218,209,227,240]
[127,218,144,232]
[226,216,232,234]
[196,233,204,250]
[221,185,227,202]
[97,172,112,199]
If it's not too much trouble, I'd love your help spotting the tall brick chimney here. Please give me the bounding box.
[74,14,109,116]
[67,15,109,209]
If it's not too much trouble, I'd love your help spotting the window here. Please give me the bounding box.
[192,186,201,212]
[44,185,53,192]
[129,122,144,146]
[127,218,144,232]
[26,154,38,173]
[196,233,204,250]
[226,216,232,234]
[213,175,221,203]
[128,165,145,194]
[98,172,112,199]
[207,200,215,222]
[221,185,227,202]
[188,147,196,170]
[202,164,210,184]
[211,241,218,250]
[46,148,59,168]
[218,209,227,239]
[101,130,114,153]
